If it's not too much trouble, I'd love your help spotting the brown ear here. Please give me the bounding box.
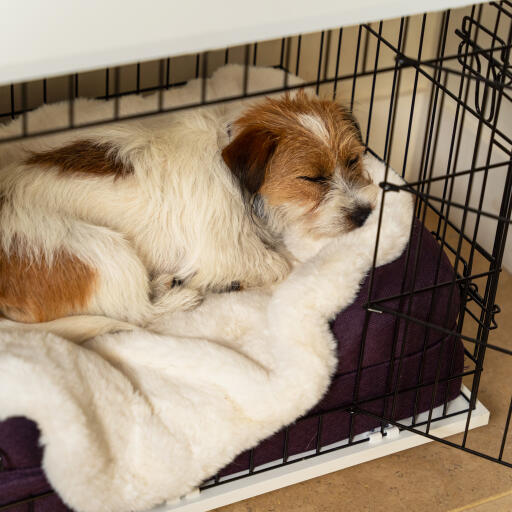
[342,108,364,145]
[347,113,364,144]
[334,104,364,145]
[222,128,277,195]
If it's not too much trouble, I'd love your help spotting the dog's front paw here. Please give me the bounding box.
[150,273,184,299]
[152,286,204,316]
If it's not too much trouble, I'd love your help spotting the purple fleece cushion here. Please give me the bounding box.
[221,219,462,476]
[0,220,463,509]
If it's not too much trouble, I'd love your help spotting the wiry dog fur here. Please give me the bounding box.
[0,70,378,339]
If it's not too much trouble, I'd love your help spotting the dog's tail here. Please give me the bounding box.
[0,315,136,344]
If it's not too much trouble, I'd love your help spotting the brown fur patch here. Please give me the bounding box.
[222,128,276,194]
[26,140,133,179]
[226,92,369,211]
[0,242,97,323]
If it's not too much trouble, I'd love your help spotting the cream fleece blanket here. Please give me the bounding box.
[0,66,413,512]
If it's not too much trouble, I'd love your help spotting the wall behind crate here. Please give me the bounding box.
[425,6,512,272]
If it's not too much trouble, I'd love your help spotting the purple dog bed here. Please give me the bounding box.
[0,220,463,511]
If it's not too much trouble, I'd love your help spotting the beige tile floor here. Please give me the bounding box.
[214,219,512,512]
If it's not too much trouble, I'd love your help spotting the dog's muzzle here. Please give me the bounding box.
[349,204,373,227]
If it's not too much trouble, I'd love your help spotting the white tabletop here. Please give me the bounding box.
[0,0,484,86]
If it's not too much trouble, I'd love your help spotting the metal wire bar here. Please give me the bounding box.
[355,407,512,468]
[349,18,399,442]
[401,38,510,70]
[398,160,510,189]
[283,427,289,463]
[158,59,165,111]
[243,45,250,96]
[283,38,291,89]
[323,30,332,81]
[372,16,406,433]
[249,448,255,474]
[373,304,512,356]
[279,38,286,68]
[68,74,75,127]
[105,68,110,100]
[21,82,27,136]
[166,58,171,88]
[332,28,344,100]
[308,370,476,418]
[366,268,499,307]
[404,56,511,88]
[9,84,14,120]
[385,17,410,171]
[1,68,429,145]
[499,397,512,460]
[392,186,512,223]
[295,35,302,75]
[315,31,325,94]
[364,21,383,148]
[449,11,512,444]
[490,1,512,19]
[463,346,478,364]
[437,3,483,246]
[395,11,452,426]
[383,18,406,163]
[361,23,371,73]
[350,25,363,111]
[113,67,120,120]
[466,97,509,363]
[363,23,512,148]
[463,153,512,447]
[378,13,427,430]
[201,52,208,104]
[199,400,476,492]
[200,437,372,491]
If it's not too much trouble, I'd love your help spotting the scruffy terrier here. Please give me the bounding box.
[0,89,378,339]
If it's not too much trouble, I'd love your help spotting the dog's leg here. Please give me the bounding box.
[82,229,205,324]
[149,273,203,316]
[0,219,203,329]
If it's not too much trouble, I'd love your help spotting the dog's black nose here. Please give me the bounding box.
[350,205,372,227]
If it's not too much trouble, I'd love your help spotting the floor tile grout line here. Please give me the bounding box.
[447,489,512,512]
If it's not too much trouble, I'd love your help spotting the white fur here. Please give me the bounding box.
[0,65,308,329]
[0,154,413,512]
[298,112,329,142]
[1,65,381,333]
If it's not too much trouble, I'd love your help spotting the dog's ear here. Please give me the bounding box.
[334,104,364,145]
[347,113,364,144]
[342,109,364,145]
[222,128,277,195]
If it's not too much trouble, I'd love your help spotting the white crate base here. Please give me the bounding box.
[150,385,489,512]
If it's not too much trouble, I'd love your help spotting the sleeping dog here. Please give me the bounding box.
[0,76,377,340]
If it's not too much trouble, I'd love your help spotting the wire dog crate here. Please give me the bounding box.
[0,1,511,511]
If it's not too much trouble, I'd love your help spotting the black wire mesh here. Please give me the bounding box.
[0,1,511,510]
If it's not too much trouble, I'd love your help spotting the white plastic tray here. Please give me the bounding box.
[151,385,489,512]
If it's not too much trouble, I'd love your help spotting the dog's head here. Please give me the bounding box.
[222,92,378,246]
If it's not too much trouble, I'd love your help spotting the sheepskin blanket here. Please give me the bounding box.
[0,66,413,512]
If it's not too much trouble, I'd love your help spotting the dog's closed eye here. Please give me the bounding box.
[298,175,329,184]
